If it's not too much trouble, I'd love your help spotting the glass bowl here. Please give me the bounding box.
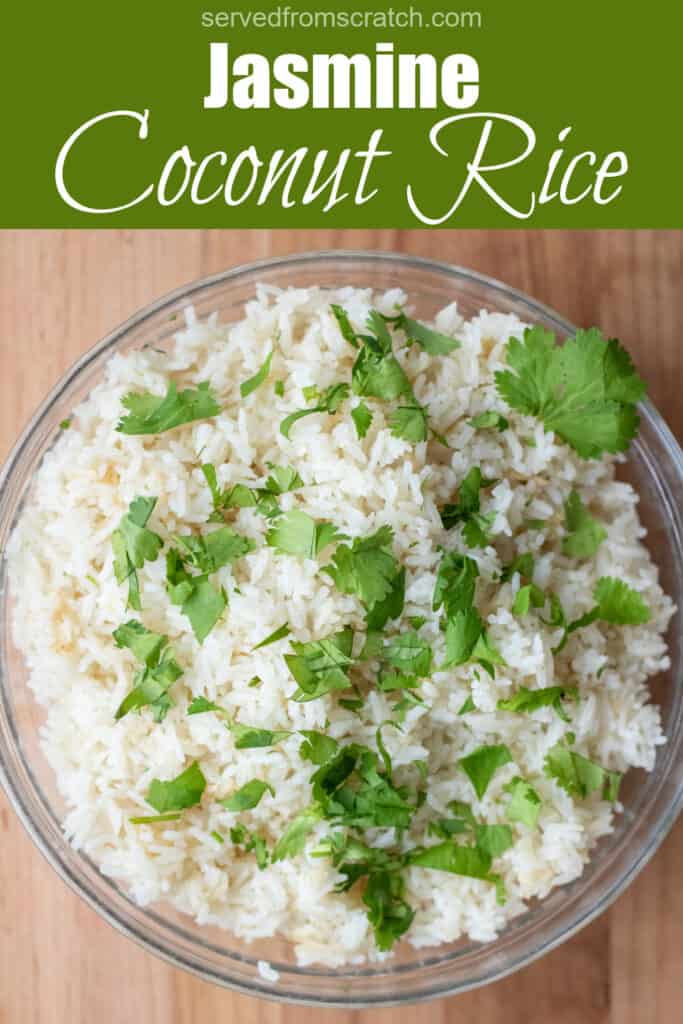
[1,252,682,1007]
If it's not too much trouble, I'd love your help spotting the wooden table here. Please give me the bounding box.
[1,230,682,1024]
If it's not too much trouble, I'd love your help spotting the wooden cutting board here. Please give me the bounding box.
[1,229,682,1024]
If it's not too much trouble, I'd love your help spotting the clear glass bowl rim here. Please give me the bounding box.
[1,249,682,1007]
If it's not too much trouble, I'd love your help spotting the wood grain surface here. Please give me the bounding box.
[1,230,682,1024]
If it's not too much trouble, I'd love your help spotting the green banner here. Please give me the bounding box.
[3,0,681,227]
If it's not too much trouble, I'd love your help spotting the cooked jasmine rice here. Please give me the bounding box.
[7,284,674,967]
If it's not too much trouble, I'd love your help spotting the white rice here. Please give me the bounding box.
[6,284,674,968]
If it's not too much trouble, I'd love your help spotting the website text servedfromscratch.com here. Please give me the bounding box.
[200,8,483,30]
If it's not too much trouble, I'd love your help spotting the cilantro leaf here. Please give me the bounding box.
[504,776,542,828]
[263,463,303,494]
[363,869,415,952]
[441,468,496,547]
[544,743,621,801]
[285,628,354,701]
[323,525,400,612]
[166,549,228,644]
[129,812,182,824]
[146,761,206,813]
[266,510,345,559]
[351,401,373,439]
[114,620,182,722]
[468,411,509,432]
[351,312,413,401]
[383,630,433,677]
[474,824,514,859]
[271,804,323,862]
[253,621,290,649]
[561,577,651,648]
[240,349,273,397]
[230,823,270,868]
[511,584,545,616]
[299,731,339,766]
[280,382,350,438]
[315,747,414,830]
[187,696,225,716]
[495,326,645,458]
[433,552,479,618]
[458,694,476,715]
[562,490,607,558]
[408,842,494,881]
[497,685,579,722]
[365,566,406,632]
[459,744,512,799]
[117,381,221,435]
[500,552,535,583]
[330,304,362,348]
[389,404,429,443]
[441,608,484,668]
[112,496,163,611]
[219,779,275,812]
[174,527,255,573]
[392,313,461,356]
[229,721,292,749]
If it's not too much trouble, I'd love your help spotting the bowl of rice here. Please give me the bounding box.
[1,251,682,1006]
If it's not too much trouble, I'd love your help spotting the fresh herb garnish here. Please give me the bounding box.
[284,628,354,701]
[129,812,183,824]
[271,805,323,862]
[351,312,413,401]
[230,823,270,868]
[433,551,479,618]
[266,510,345,559]
[323,525,401,615]
[59,418,72,430]
[544,743,621,802]
[383,630,433,677]
[299,731,340,765]
[351,401,373,439]
[440,467,496,547]
[504,776,542,827]
[511,584,545,616]
[459,744,513,799]
[114,620,182,722]
[174,527,255,573]
[497,685,579,722]
[253,621,291,650]
[274,379,285,397]
[240,349,273,397]
[280,382,350,439]
[562,489,607,558]
[441,609,506,678]
[112,496,163,611]
[468,411,509,432]
[556,576,650,652]
[117,381,221,435]
[145,761,206,814]
[219,779,275,811]
[389,403,429,443]
[263,463,303,494]
[229,721,292,749]
[166,549,228,644]
[494,326,645,459]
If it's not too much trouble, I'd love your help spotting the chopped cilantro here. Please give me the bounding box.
[500,552,535,583]
[408,842,497,885]
[351,401,373,439]
[240,349,273,397]
[459,744,512,799]
[211,830,224,843]
[285,628,354,701]
[253,621,291,649]
[112,496,163,611]
[409,615,427,630]
[229,721,292,749]
[511,583,545,616]
[458,694,476,715]
[390,312,460,356]
[230,823,270,868]
[263,463,303,494]
[389,403,429,443]
[441,609,506,677]
[266,510,345,559]
[271,805,323,862]
[351,312,413,401]
[468,411,509,432]
[219,779,275,812]
[544,743,621,801]
[174,527,255,573]
[280,382,350,439]
[562,490,607,558]
[299,731,339,765]
[494,326,645,459]
[497,685,579,722]
[59,418,71,430]
[117,381,221,435]
[311,745,414,830]
[330,304,363,348]
[166,549,228,644]
[363,868,415,951]
[187,696,226,716]
[114,620,182,722]
[248,675,262,687]
[557,576,651,651]
[474,824,514,859]
[504,776,542,828]
[129,812,182,824]
[433,551,479,618]
[383,630,433,677]
[323,525,401,613]
[365,566,406,632]
[146,761,206,813]
[440,467,496,547]
[274,379,285,397]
